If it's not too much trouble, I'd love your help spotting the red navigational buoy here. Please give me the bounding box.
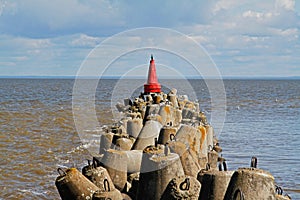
[144,55,161,93]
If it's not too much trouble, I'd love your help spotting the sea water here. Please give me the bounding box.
[0,78,299,199]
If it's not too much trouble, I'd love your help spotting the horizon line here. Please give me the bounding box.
[0,75,299,80]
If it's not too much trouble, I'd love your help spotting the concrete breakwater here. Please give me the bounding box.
[55,56,291,199]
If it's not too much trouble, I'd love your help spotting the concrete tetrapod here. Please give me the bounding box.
[197,169,234,200]
[82,161,115,191]
[176,124,208,169]
[115,137,134,151]
[158,104,175,126]
[125,150,142,173]
[131,120,162,150]
[100,149,127,191]
[55,168,99,200]
[175,125,200,155]
[143,104,160,124]
[168,93,179,108]
[126,118,143,139]
[224,168,277,200]
[136,145,185,200]
[92,189,123,200]
[168,140,201,178]
[205,125,214,150]
[207,150,219,170]
[99,132,114,155]
[157,125,177,144]
[81,162,123,199]
[160,175,201,200]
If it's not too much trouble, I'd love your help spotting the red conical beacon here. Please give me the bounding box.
[144,55,161,93]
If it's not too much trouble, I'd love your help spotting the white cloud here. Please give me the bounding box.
[0,0,299,76]
[242,10,275,20]
[70,34,103,47]
[213,0,248,14]
[275,0,295,11]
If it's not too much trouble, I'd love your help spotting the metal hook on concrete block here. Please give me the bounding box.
[251,156,257,168]
[275,185,283,195]
[233,188,244,200]
[218,161,227,171]
[104,178,110,192]
[179,178,190,191]
[57,168,66,176]
[169,133,176,141]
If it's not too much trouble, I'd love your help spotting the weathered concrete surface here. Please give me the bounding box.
[81,164,123,200]
[161,175,201,200]
[174,109,182,126]
[131,120,162,150]
[101,149,127,191]
[197,169,233,200]
[176,125,200,156]
[207,150,219,169]
[127,118,143,139]
[82,164,115,192]
[276,194,292,200]
[143,104,160,123]
[168,140,201,178]
[224,168,277,200]
[125,150,142,173]
[99,132,114,154]
[158,125,177,144]
[115,137,134,151]
[55,168,99,200]
[127,172,140,199]
[121,193,132,200]
[197,125,208,159]
[92,189,123,200]
[205,125,214,149]
[168,93,179,108]
[158,104,175,126]
[136,145,185,200]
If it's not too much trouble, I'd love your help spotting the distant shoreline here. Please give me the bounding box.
[0,76,299,80]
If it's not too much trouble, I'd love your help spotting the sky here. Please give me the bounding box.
[0,0,299,77]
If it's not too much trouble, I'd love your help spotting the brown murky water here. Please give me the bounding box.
[0,79,299,199]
